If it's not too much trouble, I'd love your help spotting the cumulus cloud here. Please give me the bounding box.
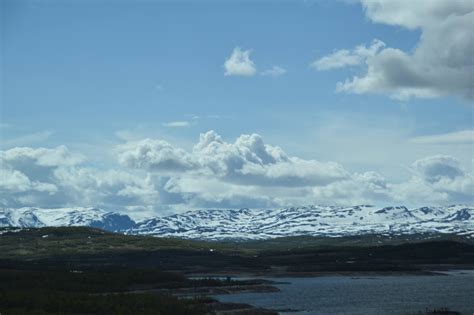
[392,155,473,204]
[411,155,465,183]
[361,0,473,30]
[1,135,472,213]
[116,131,473,208]
[315,0,474,100]
[223,47,257,76]
[163,176,277,209]
[54,167,159,208]
[0,146,82,197]
[312,171,391,206]
[0,145,159,212]
[0,146,82,168]
[261,66,287,77]
[118,139,197,172]
[311,155,474,206]
[0,167,57,194]
[0,146,74,207]
[118,130,349,187]
[311,39,385,70]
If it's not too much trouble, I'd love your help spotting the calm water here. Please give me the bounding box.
[214,271,474,315]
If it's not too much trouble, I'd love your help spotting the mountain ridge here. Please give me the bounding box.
[1,205,472,240]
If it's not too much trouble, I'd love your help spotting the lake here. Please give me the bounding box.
[214,271,474,315]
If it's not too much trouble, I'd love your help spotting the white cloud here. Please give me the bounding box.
[361,0,473,30]
[0,146,77,207]
[316,0,474,100]
[0,167,57,194]
[0,145,160,211]
[116,131,473,208]
[311,155,474,206]
[410,130,474,145]
[118,130,348,187]
[312,171,391,206]
[392,155,474,204]
[1,134,472,213]
[54,167,160,208]
[311,39,385,70]
[163,176,277,209]
[0,145,83,168]
[224,47,257,76]
[306,113,473,183]
[410,155,464,183]
[261,66,287,77]
[162,121,190,128]
[118,139,197,172]
[0,146,80,202]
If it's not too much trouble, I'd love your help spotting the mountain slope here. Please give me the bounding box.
[1,205,473,240]
[0,207,136,232]
[129,205,474,240]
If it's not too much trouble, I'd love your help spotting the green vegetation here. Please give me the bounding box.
[1,227,473,274]
[0,257,220,315]
[1,226,472,260]
[0,227,473,314]
[0,227,225,260]
[0,290,207,315]
[0,264,244,315]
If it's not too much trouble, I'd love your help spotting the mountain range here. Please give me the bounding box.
[1,205,472,240]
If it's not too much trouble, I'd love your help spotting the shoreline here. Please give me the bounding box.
[187,268,474,279]
[153,269,474,314]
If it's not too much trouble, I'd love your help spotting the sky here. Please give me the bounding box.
[1,0,473,218]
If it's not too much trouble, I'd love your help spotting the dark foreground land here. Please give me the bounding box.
[0,227,473,314]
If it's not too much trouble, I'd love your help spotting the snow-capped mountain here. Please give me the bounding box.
[0,207,136,232]
[129,205,473,240]
[1,205,472,240]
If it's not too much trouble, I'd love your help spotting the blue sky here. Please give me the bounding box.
[1,0,473,216]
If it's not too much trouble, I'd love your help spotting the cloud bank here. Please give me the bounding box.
[1,131,472,215]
